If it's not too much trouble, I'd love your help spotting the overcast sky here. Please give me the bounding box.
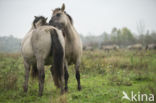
[0,0,156,38]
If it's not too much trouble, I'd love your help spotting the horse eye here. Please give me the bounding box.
[56,13,61,17]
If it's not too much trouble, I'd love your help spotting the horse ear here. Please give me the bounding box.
[34,16,37,18]
[61,3,65,11]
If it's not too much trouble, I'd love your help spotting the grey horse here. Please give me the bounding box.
[49,4,83,92]
[21,16,65,96]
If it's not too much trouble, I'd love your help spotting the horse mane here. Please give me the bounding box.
[53,8,73,25]
[64,11,73,25]
[33,16,47,28]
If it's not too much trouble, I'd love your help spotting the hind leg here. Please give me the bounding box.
[37,59,45,96]
[64,61,69,92]
[23,60,30,93]
[75,60,81,91]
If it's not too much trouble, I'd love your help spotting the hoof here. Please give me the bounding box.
[61,90,65,95]
[78,86,82,91]
[64,87,68,92]
[24,89,27,93]
[38,93,43,97]
[23,86,28,93]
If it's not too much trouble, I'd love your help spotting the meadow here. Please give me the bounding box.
[0,50,155,103]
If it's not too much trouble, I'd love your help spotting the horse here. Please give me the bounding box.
[101,44,119,52]
[127,44,143,50]
[49,4,83,92]
[83,46,94,51]
[21,16,65,96]
[146,44,156,50]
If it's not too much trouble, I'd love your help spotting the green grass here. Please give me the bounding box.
[0,50,156,103]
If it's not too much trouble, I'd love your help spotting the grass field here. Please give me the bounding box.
[0,50,155,103]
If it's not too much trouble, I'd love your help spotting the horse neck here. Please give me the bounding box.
[63,23,77,41]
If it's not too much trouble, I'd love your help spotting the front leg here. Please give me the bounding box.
[75,61,81,91]
[64,61,69,92]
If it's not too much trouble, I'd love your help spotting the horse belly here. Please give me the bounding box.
[65,50,76,65]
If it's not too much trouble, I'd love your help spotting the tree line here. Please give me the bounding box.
[0,27,156,52]
[81,27,156,48]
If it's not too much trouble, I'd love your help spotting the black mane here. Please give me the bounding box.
[64,11,73,25]
[33,16,47,28]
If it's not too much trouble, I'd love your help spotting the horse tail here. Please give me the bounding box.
[50,29,64,88]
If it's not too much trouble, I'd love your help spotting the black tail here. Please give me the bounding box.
[50,29,64,88]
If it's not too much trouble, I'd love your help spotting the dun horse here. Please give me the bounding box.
[21,16,65,96]
[49,4,83,92]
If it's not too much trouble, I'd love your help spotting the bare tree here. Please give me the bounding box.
[136,20,146,35]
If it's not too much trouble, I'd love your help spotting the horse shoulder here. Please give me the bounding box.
[65,36,82,64]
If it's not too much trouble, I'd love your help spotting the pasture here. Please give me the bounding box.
[0,50,155,103]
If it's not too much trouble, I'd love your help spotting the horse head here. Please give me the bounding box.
[49,3,73,30]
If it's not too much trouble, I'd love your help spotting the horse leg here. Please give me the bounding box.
[64,61,69,92]
[37,59,45,96]
[75,61,81,91]
[23,60,30,93]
